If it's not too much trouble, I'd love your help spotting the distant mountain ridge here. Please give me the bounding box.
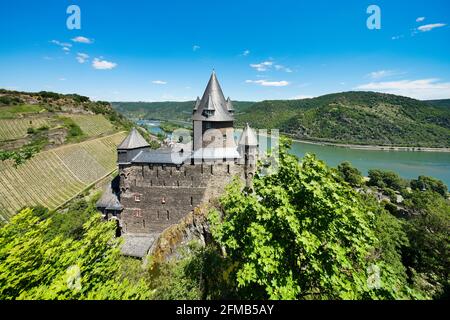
[114,91,450,148]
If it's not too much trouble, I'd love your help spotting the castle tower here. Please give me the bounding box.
[117,128,150,165]
[192,72,236,155]
[238,123,259,187]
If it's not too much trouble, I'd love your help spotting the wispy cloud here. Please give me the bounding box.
[241,50,250,56]
[250,61,273,72]
[59,78,66,81]
[51,40,72,53]
[76,53,89,64]
[72,36,93,44]
[92,58,117,70]
[152,80,168,85]
[51,40,72,48]
[367,70,401,80]
[193,45,200,52]
[274,65,293,73]
[291,95,314,100]
[246,79,290,87]
[417,23,446,32]
[416,17,425,22]
[355,78,450,100]
[391,35,404,40]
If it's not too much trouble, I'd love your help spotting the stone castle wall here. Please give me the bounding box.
[118,162,247,234]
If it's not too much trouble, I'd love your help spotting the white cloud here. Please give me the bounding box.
[72,36,93,44]
[250,61,273,72]
[152,80,168,85]
[418,23,446,32]
[416,17,425,22]
[76,53,89,64]
[355,78,450,100]
[367,70,399,80]
[391,35,404,40]
[291,95,314,100]
[193,45,200,52]
[92,58,117,70]
[246,79,290,87]
[59,78,66,81]
[51,40,72,48]
[241,50,250,56]
[274,65,293,73]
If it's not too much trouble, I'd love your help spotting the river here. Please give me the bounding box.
[141,121,450,187]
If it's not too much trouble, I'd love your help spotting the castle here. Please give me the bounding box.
[96,72,258,257]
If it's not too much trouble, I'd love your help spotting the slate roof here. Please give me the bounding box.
[192,72,234,122]
[117,128,150,150]
[239,123,258,146]
[96,184,123,211]
[132,148,191,165]
[121,233,158,258]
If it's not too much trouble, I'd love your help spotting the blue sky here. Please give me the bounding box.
[0,0,449,101]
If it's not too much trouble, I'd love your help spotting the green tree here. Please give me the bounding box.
[403,191,450,299]
[410,176,448,197]
[337,161,364,187]
[0,208,150,300]
[210,139,411,300]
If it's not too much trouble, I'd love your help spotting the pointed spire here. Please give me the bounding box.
[118,128,150,150]
[239,123,258,146]
[192,71,234,122]
[193,96,200,113]
[226,97,234,113]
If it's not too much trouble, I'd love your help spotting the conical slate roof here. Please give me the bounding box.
[118,128,150,150]
[239,123,258,146]
[96,184,123,211]
[192,72,234,122]
[226,97,234,113]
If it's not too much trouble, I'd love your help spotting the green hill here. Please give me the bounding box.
[0,89,137,221]
[112,100,256,122]
[237,92,450,147]
[113,92,450,147]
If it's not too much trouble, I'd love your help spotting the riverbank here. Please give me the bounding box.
[278,134,450,153]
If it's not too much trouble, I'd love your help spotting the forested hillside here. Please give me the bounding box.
[237,92,450,147]
[116,92,450,147]
[112,101,256,122]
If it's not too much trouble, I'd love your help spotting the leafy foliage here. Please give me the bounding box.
[209,139,414,299]
[337,161,364,187]
[0,207,150,300]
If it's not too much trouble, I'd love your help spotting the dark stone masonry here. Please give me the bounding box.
[96,72,258,257]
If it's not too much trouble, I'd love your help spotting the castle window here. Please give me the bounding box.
[161,197,166,204]
[166,210,170,220]
[227,164,230,174]
[134,209,142,218]
[190,197,193,206]
[134,194,141,202]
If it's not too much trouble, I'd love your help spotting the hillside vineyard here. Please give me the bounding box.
[0,132,126,221]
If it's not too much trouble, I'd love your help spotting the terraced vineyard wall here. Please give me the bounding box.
[0,132,126,221]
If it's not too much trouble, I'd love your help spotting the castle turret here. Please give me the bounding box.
[117,128,150,165]
[192,71,236,153]
[238,123,258,187]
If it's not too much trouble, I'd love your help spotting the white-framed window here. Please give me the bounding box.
[134,194,141,202]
